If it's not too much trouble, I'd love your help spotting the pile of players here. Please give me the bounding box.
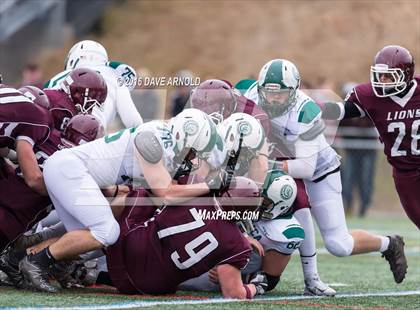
[0,40,416,299]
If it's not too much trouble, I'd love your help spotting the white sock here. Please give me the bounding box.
[294,208,319,279]
[301,254,319,280]
[379,236,390,252]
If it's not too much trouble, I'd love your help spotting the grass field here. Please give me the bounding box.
[0,215,418,309]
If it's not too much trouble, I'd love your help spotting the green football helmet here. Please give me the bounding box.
[257,59,301,117]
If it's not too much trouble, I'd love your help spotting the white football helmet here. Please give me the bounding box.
[169,108,218,158]
[261,170,297,220]
[65,40,108,70]
[218,112,265,157]
[257,59,301,117]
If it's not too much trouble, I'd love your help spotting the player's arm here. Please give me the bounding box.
[218,263,269,299]
[320,88,366,121]
[116,86,143,127]
[134,131,209,204]
[248,140,269,186]
[16,140,47,195]
[280,134,320,179]
[138,155,210,204]
[320,100,365,120]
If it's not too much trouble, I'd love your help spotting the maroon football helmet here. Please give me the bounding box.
[217,176,261,214]
[60,68,107,114]
[190,79,238,124]
[61,114,104,148]
[370,45,415,97]
[19,86,50,109]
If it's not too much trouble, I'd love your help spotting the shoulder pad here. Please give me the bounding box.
[300,119,325,141]
[354,82,375,98]
[134,130,163,164]
[235,79,257,95]
[107,60,137,91]
[297,100,321,124]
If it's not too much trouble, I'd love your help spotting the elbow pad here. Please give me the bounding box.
[134,131,163,164]
[300,120,325,141]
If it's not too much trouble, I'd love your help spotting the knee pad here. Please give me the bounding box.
[323,231,354,257]
[91,219,120,247]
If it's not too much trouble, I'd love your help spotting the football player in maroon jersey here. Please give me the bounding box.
[321,45,420,231]
[0,112,103,288]
[44,68,107,131]
[0,84,52,196]
[106,177,267,299]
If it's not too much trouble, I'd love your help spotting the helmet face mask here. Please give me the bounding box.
[73,88,104,114]
[370,45,415,98]
[370,65,407,97]
[258,85,297,117]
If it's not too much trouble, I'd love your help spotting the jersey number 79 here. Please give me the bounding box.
[156,208,219,270]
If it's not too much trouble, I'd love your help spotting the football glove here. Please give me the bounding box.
[249,271,269,295]
[205,169,234,196]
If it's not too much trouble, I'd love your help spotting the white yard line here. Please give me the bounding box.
[4,290,420,310]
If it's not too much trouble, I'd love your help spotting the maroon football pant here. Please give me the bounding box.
[393,168,420,229]
[292,179,311,212]
[0,162,50,251]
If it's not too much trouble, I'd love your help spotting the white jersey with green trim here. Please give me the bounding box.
[45,61,142,130]
[250,216,304,255]
[58,121,176,188]
[244,83,340,180]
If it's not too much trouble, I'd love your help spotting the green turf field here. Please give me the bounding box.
[0,215,419,309]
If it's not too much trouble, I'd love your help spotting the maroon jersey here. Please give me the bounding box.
[33,129,65,169]
[44,89,77,131]
[107,191,251,295]
[0,85,51,149]
[348,77,420,171]
[236,95,271,136]
[0,160,50,251]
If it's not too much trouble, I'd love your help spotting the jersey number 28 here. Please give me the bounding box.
[388,120,420,157]
[156,208,219,270]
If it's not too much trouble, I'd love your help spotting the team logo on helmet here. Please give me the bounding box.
[183,120,199,136]
[237,121,252,136]
[280,184,294,200]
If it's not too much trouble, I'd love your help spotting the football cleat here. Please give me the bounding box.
[381,235,407,283]
[304,275,336,296]
[49,261,82,289]
[72,260,99,287]
[0,250,25,288]
[19,256,58,293]
[0,270,14,286]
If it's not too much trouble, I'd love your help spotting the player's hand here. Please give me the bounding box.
[208,267,219,284]
[245,236,265,257]
[249,271,269,295]
[205,170,234,196]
